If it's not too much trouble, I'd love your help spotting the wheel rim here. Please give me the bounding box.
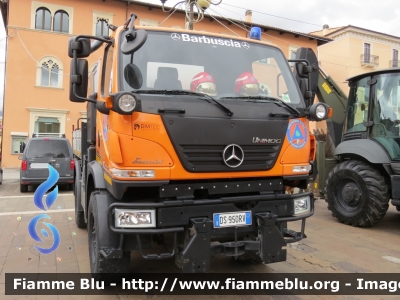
[334,178,362,212]
[89,214,97,265]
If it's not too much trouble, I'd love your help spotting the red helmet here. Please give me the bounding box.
[234,72,259,96]
[190,72,217,96]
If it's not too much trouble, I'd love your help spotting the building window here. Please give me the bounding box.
[28,108,69,137]
[53,10,69,33]
[393,49,399,67]
[36,56,63,88]
[92,11,114,36]
[35,7,51,30]
[364,43,371,63]
[31,2,73,33]
[40,59,59,87]
[35,117,60,134]
[89,62,100,95]
[11,135,28,154]
[96,18,109,37]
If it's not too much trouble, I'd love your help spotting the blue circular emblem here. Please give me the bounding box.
[207,75,211,80]
[287,120,308,149]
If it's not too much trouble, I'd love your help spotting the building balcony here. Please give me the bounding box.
[360,54,379,68]
[390,60,399,68]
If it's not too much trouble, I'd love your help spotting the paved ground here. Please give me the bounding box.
[0,168,400,299]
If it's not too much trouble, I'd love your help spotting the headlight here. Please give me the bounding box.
[293,196,310,216]
[316,105,327,119]
[293,165,312,173]
[115,209,156,228]
[109,168,155,178]
[118,94,136,113]
[113,92,138,115]
[309,103,330,121]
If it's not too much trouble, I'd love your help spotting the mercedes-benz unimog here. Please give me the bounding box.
[68,13,330,274]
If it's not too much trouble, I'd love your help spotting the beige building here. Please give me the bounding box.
[311,25,400,93]
[0,0,329,168]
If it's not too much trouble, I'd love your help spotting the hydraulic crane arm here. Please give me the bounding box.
[315,66,348,148]
[293,48,348,150]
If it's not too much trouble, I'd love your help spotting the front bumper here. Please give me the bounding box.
[105,192,313,272]
[107,192,313,233]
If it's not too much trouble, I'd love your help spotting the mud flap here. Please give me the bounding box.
[391,175,400,201]
[90,191,124,259]
[182,218,213,273]
[256,212,287,263]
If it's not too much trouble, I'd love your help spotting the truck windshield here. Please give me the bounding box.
[346,72,400,161]
[119,30,304,107]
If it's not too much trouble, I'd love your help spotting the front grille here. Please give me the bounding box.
[179,144,280,172]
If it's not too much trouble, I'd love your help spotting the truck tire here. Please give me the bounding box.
[20,184,28,193]
[325,160,389,227]
[88,196,130,277]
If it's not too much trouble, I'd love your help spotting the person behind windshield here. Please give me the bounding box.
[234,72,260,96]
[190,72,218,96]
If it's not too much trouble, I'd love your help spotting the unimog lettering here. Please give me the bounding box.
[132,157,163,164]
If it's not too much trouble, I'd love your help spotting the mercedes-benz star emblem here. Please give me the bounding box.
[171,33,180,40]
[241,42,250,49]
[223,144,244,168]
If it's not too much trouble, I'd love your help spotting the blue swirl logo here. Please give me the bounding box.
[28,164,61,254]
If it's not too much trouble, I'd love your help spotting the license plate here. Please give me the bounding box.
[30,163,49,169]
[213,211,252,228]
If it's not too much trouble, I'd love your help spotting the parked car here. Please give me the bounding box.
[19,134,74,193]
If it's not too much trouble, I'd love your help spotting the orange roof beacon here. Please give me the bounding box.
[69,13,330,276]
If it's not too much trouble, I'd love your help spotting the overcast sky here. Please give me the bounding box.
[0,0,399,111]
[148,0,400,36]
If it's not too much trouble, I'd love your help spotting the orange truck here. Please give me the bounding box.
[68,13,330,275]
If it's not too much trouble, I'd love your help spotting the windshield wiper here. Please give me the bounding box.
[220,96,301,117]
[133,89,233,117]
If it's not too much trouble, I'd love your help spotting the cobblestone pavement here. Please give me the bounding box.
[0,173,399,299]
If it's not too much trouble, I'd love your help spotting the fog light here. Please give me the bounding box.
[110,168,155,178]
[115,209,156,228]
[292,165,311,173]
[293,196,310,216]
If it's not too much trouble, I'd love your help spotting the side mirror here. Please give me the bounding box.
[69,59,88,102]
[121,13,148,54]
[68,37,91,58]
[18,155,23,160]
[298,78,313,107]
[124,64,143,89]
[295,62,312,79]
[68,35,111,104]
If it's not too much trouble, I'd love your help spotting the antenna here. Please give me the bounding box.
[160,0,222,30]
